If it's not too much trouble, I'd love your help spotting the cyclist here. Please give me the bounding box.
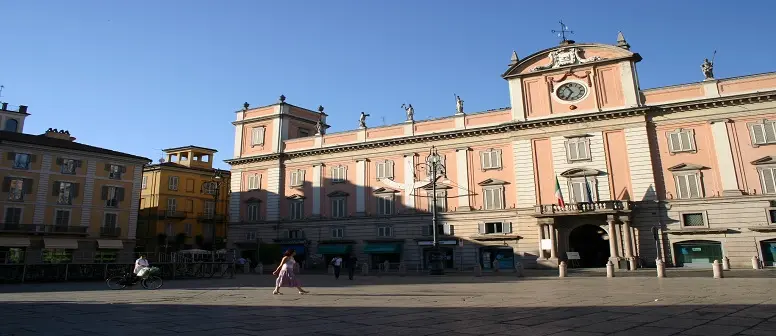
[130,255,150,282]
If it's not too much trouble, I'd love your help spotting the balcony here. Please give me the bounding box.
[197,213,226,222]
[100,226,122,237]
[0,223,88,236]
[533,200,634,217]
[158,210,188,219]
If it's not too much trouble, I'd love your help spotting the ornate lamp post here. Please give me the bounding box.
[202,170,226,252]
[425,147,445,275]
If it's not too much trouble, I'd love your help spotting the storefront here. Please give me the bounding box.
[761,239,776,267]
[275,239,308,264]
[317,243,354,265]
[363,242,402,269]
[479,246,515,271]
[674,240,723,268]
[418,240,459,269]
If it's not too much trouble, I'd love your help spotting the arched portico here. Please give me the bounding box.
[568,224,611,267]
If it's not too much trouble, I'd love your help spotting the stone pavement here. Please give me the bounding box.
[1,274,776,336]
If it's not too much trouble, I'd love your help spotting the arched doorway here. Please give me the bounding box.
[568,224,610,267]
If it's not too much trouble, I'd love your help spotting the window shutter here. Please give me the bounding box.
[505,222,513,234]
[300,170,306,184]
[761,168,776,194]
[72,183,80,198]
[481,152,490,169]
[675,175,688,199]
[52,182,61,196]
[443,223,451,235]
[751,124,767,145]
[56,158,64,165]
[572,182,583,203]
[668,133,680,152]
[679,132,692,151]
[101,186,108,200]
[494,150,502,169]
[567,142,578,161]
[578,142,588,160]
[23,179,34,194]
[495,188,504,209]
[478,223,485,234]
[2,177,11,192]
[6,152,15,160]
[117,188,126,201]
[687,174,700,198]
[766,121,776,142]
[387,160,394,178]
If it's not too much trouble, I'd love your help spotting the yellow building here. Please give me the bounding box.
[0,102,150,264]
[138,146,230,252]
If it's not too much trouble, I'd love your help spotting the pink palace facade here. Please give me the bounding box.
[226,34,776,270]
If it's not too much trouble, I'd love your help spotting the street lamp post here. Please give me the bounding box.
[426,147,445,276]
[203,170,225,252]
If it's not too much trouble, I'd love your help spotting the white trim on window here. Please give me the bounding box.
[748,119,776,147]
[679,211,709,229]
[168,176,179,191]
[377,226,393,237]
[331,166,347,183]
[331,227,345,238]
[251,126,266,146]
[290,170,305,187]
[666,128,697,154]
[673,172,704,199]
[376,195,394,215]
[289,199,304,220]
[376,160,394,179]
[757,166,776,195]
[331,197,347,218]
[247,174,261,190]
[482,186,505,210]
[480,149,503,170]
[565,137,591,162]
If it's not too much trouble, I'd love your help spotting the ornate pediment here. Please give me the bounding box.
[373,187,400,194]
[327,190,350,197]
[751,156,776,165]
[560,168,601,178]
[532,47,605,72]
[286,194,306,200]
[667,163,708,172]
[477,178,510,186]
[421,181,453,190]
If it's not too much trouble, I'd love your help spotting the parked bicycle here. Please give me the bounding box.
[106,266,163,290]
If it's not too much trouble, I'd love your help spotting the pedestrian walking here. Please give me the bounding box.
[347,254,358,280]
[272,249,309,295]
[331,255,343,279]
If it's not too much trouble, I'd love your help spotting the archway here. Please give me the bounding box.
[568,224,610,268]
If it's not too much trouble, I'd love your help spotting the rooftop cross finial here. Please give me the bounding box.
[551,21,574,43]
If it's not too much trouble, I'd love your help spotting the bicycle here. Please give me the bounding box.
[106,266,163,290]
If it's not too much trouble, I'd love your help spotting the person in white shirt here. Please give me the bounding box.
[330,256,343,279]
[132,255,149,281]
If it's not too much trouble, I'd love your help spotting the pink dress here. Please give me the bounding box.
[275,258,301,287]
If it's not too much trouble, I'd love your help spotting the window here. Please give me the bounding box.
[6,178,27,201]
[12,153,32,169]
[204,201,215,218]
[331,198,347,218]
[298,128,310,138]
[428,190,446,212]
[246,231,257,241]
[59,158,78,174]
[108,164,124,180]
[168,176,179,190]
[4,119,18,132]
[2,248,25,264]
[104,213,118,228]
[167,198,177,214]
[290,200,304,220]
[377,226,393,237]
[184,223,193,236]
[674,173,703,199]
[4,208,22,225]
[376,195,394,215]
[104,186,121,207]
[42,249,72,264]
[247,174,260,190]
[287,229,304,239]
[748,120,776,146]
[203,182,217,195]
[247,203,260,222]
[54,209,71,226]
[141,176,148,189]
[667,129,697,153]
[565,137,591,162]
[482,186,505,210]
[425,155,446,178]
[331,228,345,238]
[568,178,596,203]
[94,251,117,263]
[758,167,776,194]
[376,161,394,179]
[480,222,512,235]
[331,166,347,183]
[681,213,707,228]
[251,126,266,146]
[768,209,776,224]
[422,224,452,236]
[290,170,305,187]
[166,223,174,236]
[480,149,502,170]
[54,182,76,205]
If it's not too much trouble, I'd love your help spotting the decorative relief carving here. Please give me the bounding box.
[547,70,593,93]
[532,47,604,72]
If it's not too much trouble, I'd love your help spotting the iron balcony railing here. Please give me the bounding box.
[158,210,188,219]
[99,226,122,237]
[196,213,226,222]
[0,223,88,235]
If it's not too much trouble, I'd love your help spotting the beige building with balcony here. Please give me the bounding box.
[226,35,776,271]
[0,103,150,264]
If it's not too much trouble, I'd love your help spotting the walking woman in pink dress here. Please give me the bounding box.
[272,249,309,295]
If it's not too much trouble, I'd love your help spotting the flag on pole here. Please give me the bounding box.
[584,175,593,202]
[555,176,565,207]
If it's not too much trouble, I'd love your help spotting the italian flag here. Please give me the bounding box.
[555,176,565,207]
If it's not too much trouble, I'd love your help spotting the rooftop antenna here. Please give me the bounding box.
[381,116,386,126]
[551,21,574,43]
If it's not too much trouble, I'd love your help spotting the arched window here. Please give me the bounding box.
[4,119,18,132]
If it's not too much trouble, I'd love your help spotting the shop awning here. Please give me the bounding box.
[280,245,306,255]
[97,240,124,249]
[317,244,351,255]
[0,237,31,247]
[44,238,79,249]
[363,243,402,254]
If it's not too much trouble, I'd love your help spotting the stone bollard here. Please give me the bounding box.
[558,261,567,278]
[474,264,482,277]
[722,256,731,271]
[752,256,762,270]
[361,263,369,276]
[628,258,637,271]
[606,260,615,278]
[656,259,666,278]
[712,260,724,278]
[515,261,524,278]
[399,263,407,276]
[257,264,263,274]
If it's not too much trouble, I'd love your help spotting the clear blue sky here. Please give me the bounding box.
[3,1,774,169]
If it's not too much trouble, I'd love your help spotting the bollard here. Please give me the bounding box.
[515,261,524,278]
[606,260,615,278]
[712,260,724,278]
[558,261,567,278]
[328,265,334,275]
[752,256,762,270]
[361,263,369,276]
[399,263,407,276]
[257,264,263,275]
[722,257,730,271]
[474,264,482,277]
[628,258,637,271]
[656,259,666,278]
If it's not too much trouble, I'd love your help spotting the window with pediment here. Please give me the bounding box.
[668,163,706,199]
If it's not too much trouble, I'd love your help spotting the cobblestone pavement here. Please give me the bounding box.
[1,275,776,336]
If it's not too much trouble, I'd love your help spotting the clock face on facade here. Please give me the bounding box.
[556,82,587,102]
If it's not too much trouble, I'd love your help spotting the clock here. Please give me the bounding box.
[556,82,587,102]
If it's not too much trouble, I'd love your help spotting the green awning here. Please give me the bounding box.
[317,244,352,255]
[363,243,402,254]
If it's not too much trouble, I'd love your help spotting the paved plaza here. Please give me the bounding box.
[1,274,776,336]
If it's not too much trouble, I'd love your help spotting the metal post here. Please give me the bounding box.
[429,148,443,276]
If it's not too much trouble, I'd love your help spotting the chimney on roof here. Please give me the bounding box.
[44,128,76,141]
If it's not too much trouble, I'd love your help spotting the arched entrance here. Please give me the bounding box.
[568,224,610,268]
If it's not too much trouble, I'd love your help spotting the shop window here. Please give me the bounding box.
[42,249,72,264]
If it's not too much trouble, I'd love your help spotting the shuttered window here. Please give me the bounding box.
[749,120,776,146]
[674,173,702,199]
[758,167,776,195]
[667,129,696,153]
[251,127,265,146]
[480,149,502,170]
